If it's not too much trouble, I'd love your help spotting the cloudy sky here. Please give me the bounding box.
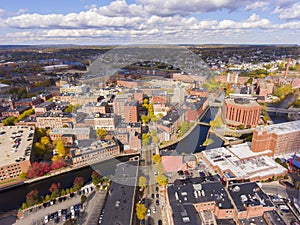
[0,0,299,45]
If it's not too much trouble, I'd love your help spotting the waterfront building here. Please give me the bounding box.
[223,98,262,127]
[71,138,120,166]
[251,120,300,156]
[0,126,34,183]
[199,143,287,182]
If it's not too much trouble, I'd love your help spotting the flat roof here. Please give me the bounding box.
[50,127,90,135]
[201,144,287,179]
[228,182,273,212]
[0,126,34,167]
[101,160,138,225]
[256,120,300,135]
[225,98,260,107]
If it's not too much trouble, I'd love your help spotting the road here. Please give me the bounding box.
[260,181,299,199]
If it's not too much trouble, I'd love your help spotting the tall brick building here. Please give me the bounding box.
[124,100,139,122]
[251,120,300,156]
[223,98,261,127]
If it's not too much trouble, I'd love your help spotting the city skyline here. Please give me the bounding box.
[0,0,299,45]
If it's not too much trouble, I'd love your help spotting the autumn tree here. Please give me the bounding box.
[155,174,168,186]
[51,157,66,170]
[73,176,84,191]
[136,203,147,221]
[49,182,61,199]
[25,189,39,207]
[152,154,162,164]
[35,128,47,139]
[91,171,102,186]
[33,142,46,156]
[56,140,65,157]
[40,136,50,146]
[96,128,108,140]
[141,115,149,124]
[138,176,147,189]
[26,162,51,178]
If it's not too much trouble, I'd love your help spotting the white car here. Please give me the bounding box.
[147,208,151,216]
[58,209,62,217]
[44,215,49,224]
[152,206,156,214]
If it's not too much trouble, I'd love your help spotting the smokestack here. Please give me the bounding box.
[9,100,15,110]
[284,58,291,79]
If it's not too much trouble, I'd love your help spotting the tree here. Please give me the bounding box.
[2,116,16,126]
[56,140,66,157]
[19,172,27,179]
[40,136,50,146]
[21,202,28,210]
[51,157,66,170]
[26,189,39,207]
[16,108,35,122]
[35,128,47,139]
[142,133,150,146]
[26,162,51,178]
[155,174,168,186]
[73,176,84,191]
[136,203,147,221]
[152,154,162,164]
[33,142,46,156]
[141,115,149,124]
[91,171,102,186]
[81,195,87,204]
[96,128,108,140]
[138,176,147,189]
[49,182,61,199]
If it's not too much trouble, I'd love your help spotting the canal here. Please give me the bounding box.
[161,107,224,154]
[0,156,132,213]
[268,94,296,124]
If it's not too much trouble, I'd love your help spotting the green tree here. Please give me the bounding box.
[56,140,65,157]
[16,108,35,122]
[2,116,16,126]
[138,176,147,189]
[21,202,27,210]
[33,142,46,156]
[73,176,84,191]
[36,128,47,139]
[96,128,108,140]
[25,189,39,207]
[91,171,102,186]
[136,203,147,221]
[19,172,27,179]
[81,195,87,204]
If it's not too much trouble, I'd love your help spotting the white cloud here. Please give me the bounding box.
[273,2,300,20]
[137,0,245,16]
[245,1,270,11]
[0,8,27,18]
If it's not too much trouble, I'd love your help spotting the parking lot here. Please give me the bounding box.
[14,185,97,225]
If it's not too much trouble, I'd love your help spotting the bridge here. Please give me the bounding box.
[265,107,300,114]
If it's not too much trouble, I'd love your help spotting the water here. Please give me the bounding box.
[268,94,296,124]
[161,107,224,154]
[0,156,131,213]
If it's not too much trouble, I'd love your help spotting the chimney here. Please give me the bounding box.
[9,100,15,110]
[284,58,291,79]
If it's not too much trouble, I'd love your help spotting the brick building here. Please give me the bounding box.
[36,112,76,128]
[124,100,139,123]
[251,120,300,156]
[152,90,169,104]
[223,98,261,127]
[34,102,55,115]
[14,97,43,107]
[116,122,141,151]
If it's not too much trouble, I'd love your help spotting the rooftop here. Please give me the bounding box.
[101,161,138,225]
[225,98,261,108]
[0,126,34,167]
[256,120,300,135]
[228,182,273,212]
[50,127,90,135]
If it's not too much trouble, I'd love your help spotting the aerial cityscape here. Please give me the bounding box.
[0,1,300,225]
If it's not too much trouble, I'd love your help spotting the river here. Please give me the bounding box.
[161,107,224,154]
[268,93,296,124]
[0,156,132,214]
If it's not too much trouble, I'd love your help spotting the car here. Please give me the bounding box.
[62,209,68,215]
[53,212,58,218]
[62,215,67,222]
[44,215,49,224]
[152,206,156,214]
[156,193,159,198]
[48,214,54,221]
[54,217,60,224]
[151,193,155,199]
[147,208,151,216]
[158,220,162,225]
[70,192,75,198]
[70,206,74,212]
[58,209,62,217]
[156,199,159,205]
[155,187,159,192]
[177,170,184,176]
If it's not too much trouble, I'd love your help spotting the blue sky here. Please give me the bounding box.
[0,0,299,45]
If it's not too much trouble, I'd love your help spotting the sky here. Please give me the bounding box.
[0,0,299,45]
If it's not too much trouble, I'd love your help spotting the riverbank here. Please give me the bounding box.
[0,152,139,192]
